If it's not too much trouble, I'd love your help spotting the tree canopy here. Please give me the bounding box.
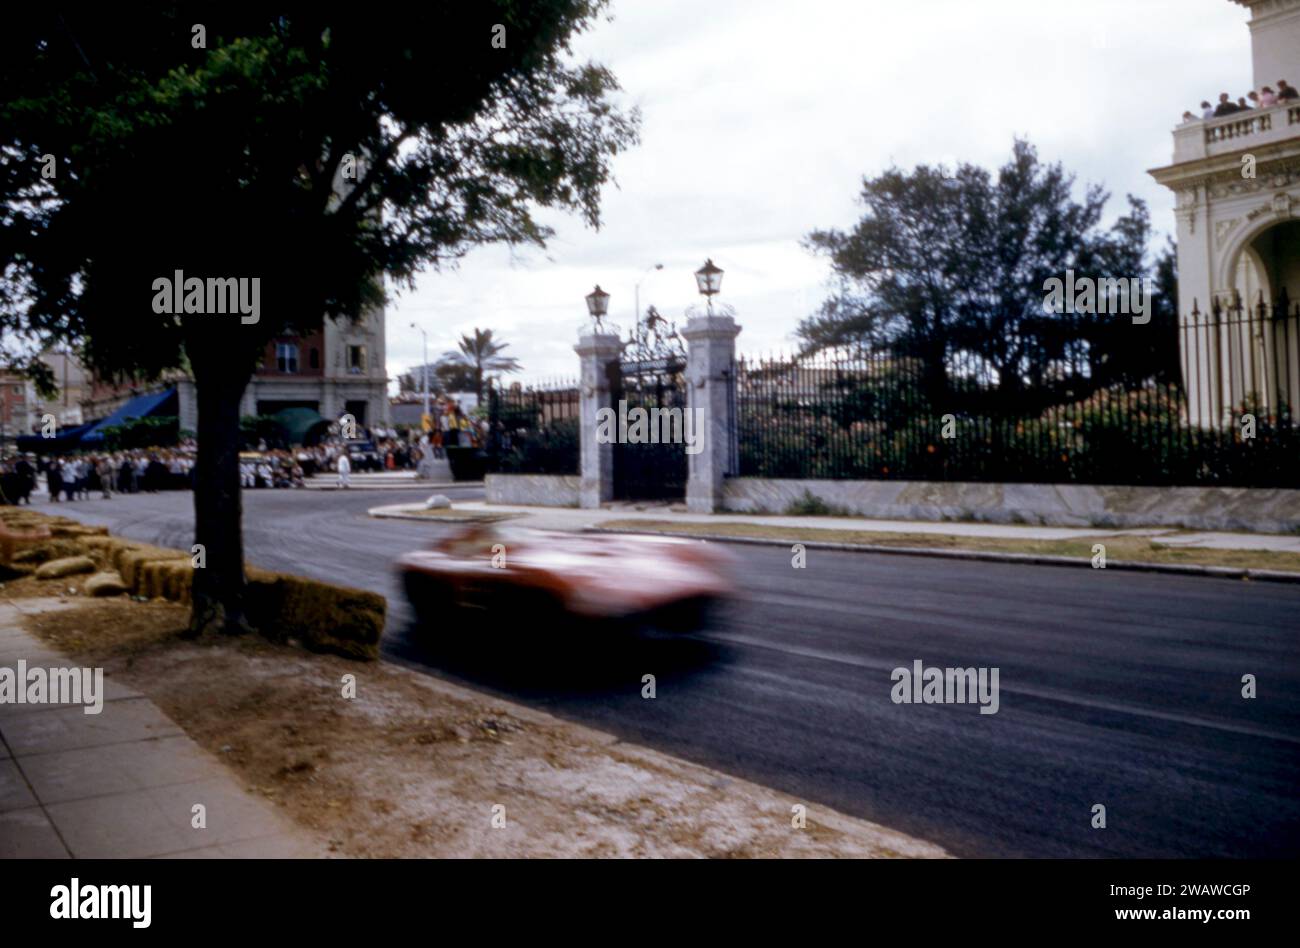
[799,140,1178,404]
[441,327,522,399]
[2,4,637,377]
[0,4,638,633]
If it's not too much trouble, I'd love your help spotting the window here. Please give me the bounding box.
[348,345,367,375]
[277,343,299,374]
[309,347,319,369]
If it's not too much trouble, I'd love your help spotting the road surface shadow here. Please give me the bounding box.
[385,611,727,698]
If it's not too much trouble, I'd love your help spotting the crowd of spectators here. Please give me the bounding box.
[1183,78,1298,122]
[282,429,420,474]
[0,448,197,504]
[425,397,488,458]
[1,400,493,503]
[239,450,306,489]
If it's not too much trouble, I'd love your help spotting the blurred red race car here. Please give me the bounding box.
[397,523,735,633]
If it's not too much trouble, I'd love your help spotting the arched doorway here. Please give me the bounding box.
[1212,219,1300,424]
[1246,219,1300,306]
[1244,221,1300,421]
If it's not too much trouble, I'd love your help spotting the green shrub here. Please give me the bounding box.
[784,489,852,517]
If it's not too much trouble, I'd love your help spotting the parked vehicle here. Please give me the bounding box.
[398,523,735,633]
[346,439,382,472]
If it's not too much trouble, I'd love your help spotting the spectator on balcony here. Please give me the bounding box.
[1200,100,1215,119]
[1214,92,1240,116]
[1278,80,1298,102]
[1259,86,1278,107]
[1238,95,1253,110]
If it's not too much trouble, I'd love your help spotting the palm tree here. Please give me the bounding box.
[441,328,522,401]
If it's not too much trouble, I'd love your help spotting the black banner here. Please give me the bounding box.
[0,858,1285,935]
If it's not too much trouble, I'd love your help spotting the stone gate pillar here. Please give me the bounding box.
[682,313,740,513]
[575,330,623,509]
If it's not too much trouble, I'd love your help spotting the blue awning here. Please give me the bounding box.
[14,422,96,454]
[80,388,178,444]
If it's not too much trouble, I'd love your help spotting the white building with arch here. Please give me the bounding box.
[1150,0,1300,426]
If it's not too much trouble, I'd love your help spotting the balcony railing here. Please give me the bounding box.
[1172,102,1300,163]
[1205,103,1300,142]
[1205,108,1274,144]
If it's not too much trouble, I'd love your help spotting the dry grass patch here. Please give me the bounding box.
[0,571,96,600]
[23,597,188,657]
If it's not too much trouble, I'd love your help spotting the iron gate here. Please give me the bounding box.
[610,355,688,501]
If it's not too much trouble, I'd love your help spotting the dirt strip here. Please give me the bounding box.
[15,596,947,859]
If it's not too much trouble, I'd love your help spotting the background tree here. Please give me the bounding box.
[1,4,637,635]
[395,360,480,396]
[433,359,480,395]
[799,140,1175,409]
[440,327,522,400]
[398,366,442,397]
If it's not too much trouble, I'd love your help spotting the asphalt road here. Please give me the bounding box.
[36,485,1300,858]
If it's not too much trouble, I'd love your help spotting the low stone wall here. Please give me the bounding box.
[722,478,1300,534]
[486,473,581,508]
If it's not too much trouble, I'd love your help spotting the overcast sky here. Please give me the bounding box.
[387,0,1252,388]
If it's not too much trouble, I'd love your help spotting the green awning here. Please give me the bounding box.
[273,407,331,446]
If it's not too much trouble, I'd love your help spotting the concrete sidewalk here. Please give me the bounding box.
[302,470,477,490]
[0,599,328,859]
[368,500,1300,554]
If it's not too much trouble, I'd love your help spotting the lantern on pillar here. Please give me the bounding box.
[585,285,610,330]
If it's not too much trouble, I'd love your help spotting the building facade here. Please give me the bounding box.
[78,304,390,438]
[0,370,38,442]
[171,308,391,433]
[37,350,90,428]
[1150,0,1300,426]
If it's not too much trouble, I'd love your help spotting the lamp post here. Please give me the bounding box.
[409,321,430,426]
[694,258,724,315]
[585,284,611,330]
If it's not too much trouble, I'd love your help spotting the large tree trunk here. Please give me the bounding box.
[186,362,255,638]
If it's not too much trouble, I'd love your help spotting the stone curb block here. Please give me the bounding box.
[366,506,519,523]
[306,480,481,491]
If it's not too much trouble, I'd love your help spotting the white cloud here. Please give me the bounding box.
[388,0,1252,385]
